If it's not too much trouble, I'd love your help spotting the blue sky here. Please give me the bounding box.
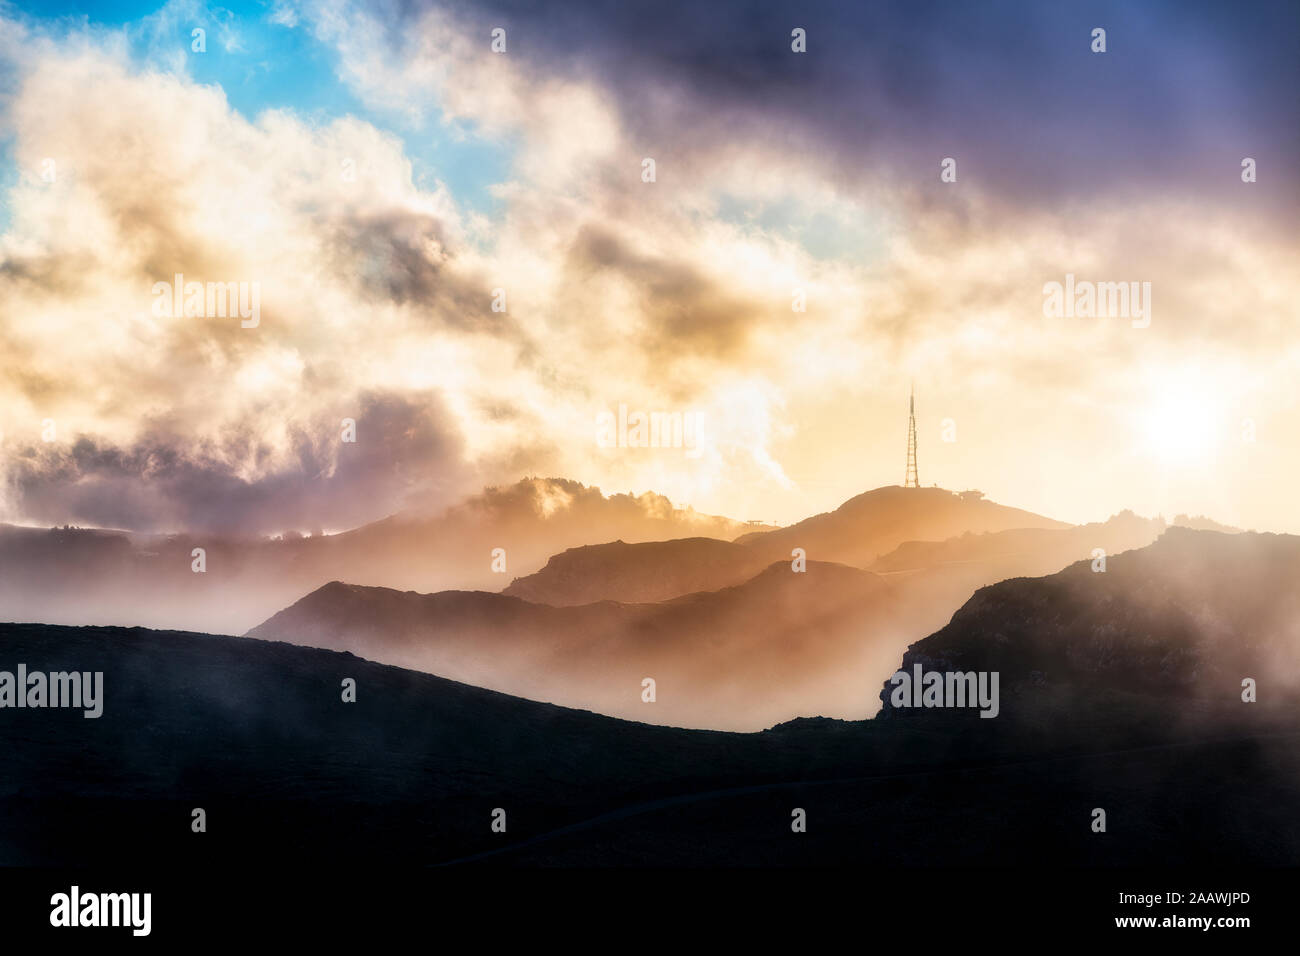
[0,0,512,230]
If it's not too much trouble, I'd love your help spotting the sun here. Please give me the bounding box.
[1134,374,1224,467]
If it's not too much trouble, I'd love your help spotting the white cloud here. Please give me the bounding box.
[1,4,1298,534]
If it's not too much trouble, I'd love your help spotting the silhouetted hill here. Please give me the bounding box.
[501,486,1075,609]
[4,541,1298,867]
[248,560,907,730]
[736,486,1068,568]
[328,477,761,592]
[868,511,1168,640]
[0,478,755,635]
[869,510,1164,574]
[879,527,1300,722]
[502,536,770,606]
[0,482,1073,644]
[1171,513,1243,533]
[246,512,1198,731]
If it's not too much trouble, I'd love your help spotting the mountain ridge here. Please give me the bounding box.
[247,557,904,730]
[6,524,1300,865]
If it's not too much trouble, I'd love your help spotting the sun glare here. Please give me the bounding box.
[1135,375,1224,466]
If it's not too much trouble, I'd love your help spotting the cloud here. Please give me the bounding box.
[1,1,1298,536]
[4,390,469,534]
[0,30,507,531]
[313,0,1300,222]
[267,2,300,30]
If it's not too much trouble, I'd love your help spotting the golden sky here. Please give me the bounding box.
[1,0,1298,535]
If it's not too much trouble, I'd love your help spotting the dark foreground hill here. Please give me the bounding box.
[880,526,1300,714]
[4,524,1300,866]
